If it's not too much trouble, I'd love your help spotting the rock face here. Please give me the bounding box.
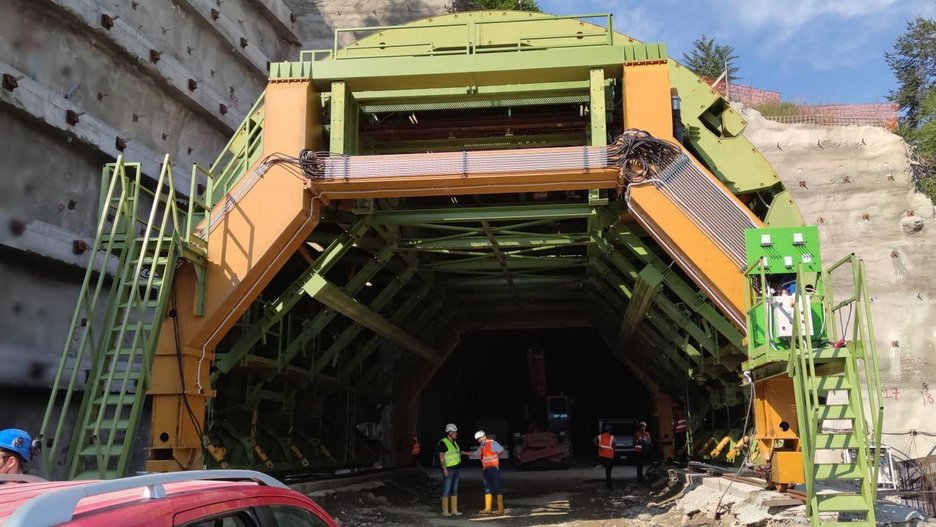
[741,105,936,459]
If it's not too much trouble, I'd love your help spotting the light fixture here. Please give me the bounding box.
[365,281,373,287]
[308,242,324,252]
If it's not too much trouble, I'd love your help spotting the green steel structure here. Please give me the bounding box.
[744,226,882,526]
[41,11,882,524]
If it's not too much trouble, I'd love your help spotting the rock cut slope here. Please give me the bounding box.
[742,106,936,459]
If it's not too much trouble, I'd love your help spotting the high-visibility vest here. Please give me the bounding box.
[411,438,421,455]
[440,438,460,467]
[674,418,687,434]
[597,433,615,459]
[480,439,499,469]
[634,431,652,452]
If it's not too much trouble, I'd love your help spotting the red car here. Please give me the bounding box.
[0,470,338,527]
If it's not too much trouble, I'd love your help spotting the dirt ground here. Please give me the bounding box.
[309,463,690,526]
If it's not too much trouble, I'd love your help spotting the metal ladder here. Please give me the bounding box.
[790,255,883,527]
[41,156,185,479]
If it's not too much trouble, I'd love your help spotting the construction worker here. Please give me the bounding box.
[411,433,421,467]
[594,424,615,488]
[438,423,469,517]
[673,405,688,462]
[0,429,37,475]
[475,430,505,515]
[634,421,653,483]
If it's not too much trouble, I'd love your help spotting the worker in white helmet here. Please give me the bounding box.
[475,430,505,515]
[634,421,653,483]
[437,423,470,517]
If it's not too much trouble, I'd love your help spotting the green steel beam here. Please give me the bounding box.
[401,234,592,251]
[617,265,664,345]
[312,263,418,375]
[336,279,435,381]
[424,257,588,272]
[370,204,597,225]
[303,45,651,90]
[364,133,586,154]
[457,302,586,314]
[276,242,398,368]
[302,274,439,363]
[215,219,370,375]
[352,79,599,103]
[610,229,744,348]
[330,81,347,154]
[441,275,581,288]
[589,68,607,148]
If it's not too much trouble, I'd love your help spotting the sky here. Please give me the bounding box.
[537,0,936,104]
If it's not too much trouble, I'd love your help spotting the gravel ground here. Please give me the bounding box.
[309,463,690,526]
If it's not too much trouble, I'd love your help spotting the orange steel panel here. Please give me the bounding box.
[622,61,673,138]
[311,168,623,200]
[628,184,747,328]
[147,80,323,472]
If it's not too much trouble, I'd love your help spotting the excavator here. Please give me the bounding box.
[39,11,882,527]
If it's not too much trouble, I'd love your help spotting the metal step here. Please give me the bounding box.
[814,376,850,392]
[78,443,124,458]
[815,493,869,512]
[815,433,858,449]
[85,419,131,432]
[813,347,851,360]
[818,406,855,420]
[814,463,865,480]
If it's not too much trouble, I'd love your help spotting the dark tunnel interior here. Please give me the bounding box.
[418,328,655,462]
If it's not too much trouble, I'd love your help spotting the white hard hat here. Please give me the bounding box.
[445,423,458,433]
[474,430,485,440]
[638,421,647,427]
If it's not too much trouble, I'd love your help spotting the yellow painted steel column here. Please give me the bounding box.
[147,79,323,472]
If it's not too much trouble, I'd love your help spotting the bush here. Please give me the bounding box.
[752,101,800,118]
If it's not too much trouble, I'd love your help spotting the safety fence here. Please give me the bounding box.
[762,103,899,132]
[705,75,899,132]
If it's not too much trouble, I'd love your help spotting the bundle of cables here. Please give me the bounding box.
[606,129,684,184]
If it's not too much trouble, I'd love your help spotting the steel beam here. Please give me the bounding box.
[337,279,435,381]
[401,234,592,251]
[214,219,370,375]
[424,257,588,272]
[370,204,597,225]
[611,229,744,348]
[312,263,419,375]
[302,275,439,363]
[276,242,398,368]
[617,265,664,345]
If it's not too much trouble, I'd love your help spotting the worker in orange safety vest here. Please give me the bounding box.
[634,421,653,483]
[475,430,505,515]
[594,424,615,488]
[411,433,421,467]
[673,405,688,462]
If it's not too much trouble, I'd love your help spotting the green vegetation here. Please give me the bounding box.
[887,16,936,201]
[457,0,541,11]
[681,35,739,81]
[752,101,800,118]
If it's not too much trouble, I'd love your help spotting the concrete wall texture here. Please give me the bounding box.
[1,2,933,462]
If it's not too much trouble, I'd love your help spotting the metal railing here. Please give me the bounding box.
[299,13,614,61]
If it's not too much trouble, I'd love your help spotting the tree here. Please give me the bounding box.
[455,0,540,12]
[886,17,936,131]
[681,35,739,81]
[887,17,936,200]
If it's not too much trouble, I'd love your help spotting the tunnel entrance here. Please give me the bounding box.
[420,327,654,466]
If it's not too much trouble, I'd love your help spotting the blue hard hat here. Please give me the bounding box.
[0,429,33,461]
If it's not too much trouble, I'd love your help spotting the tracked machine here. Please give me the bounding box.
[39,11,881,526]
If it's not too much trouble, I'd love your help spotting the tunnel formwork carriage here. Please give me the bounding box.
[39,11,882,525]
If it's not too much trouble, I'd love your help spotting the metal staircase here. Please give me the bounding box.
[41,156,188,479]
[790,254,883,527]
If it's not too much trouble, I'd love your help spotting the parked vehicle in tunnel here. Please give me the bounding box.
[0,470,338,527]
[597,418,640,462]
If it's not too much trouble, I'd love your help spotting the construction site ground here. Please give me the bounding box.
[305,462,816,527]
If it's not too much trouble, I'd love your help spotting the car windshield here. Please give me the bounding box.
[604,422,636,436]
